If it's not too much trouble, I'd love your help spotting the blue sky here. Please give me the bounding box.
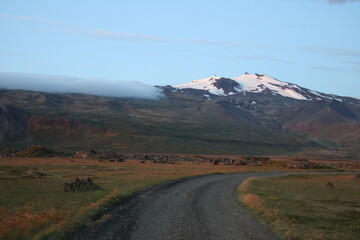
[0,0,360,97]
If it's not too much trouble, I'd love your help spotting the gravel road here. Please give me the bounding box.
[75,172,283,240]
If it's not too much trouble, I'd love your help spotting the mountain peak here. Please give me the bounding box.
[233,73,310,100]
[175,73,316,100]
[176,75,240,96]
[174,73,358,102]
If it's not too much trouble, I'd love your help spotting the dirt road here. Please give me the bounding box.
[75,172,282,240]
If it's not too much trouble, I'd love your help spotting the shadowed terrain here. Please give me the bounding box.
[0,86,359,157]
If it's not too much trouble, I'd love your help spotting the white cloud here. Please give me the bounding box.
[0,72,163,99]
[0,14,267,48]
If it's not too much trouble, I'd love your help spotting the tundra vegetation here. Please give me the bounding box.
[0,146,357,240]
[0,153,285,240]
[238,173,360,240]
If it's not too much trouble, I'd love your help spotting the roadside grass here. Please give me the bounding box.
[0,157,294,240]
[238,173,360,240]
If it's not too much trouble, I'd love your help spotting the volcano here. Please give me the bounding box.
[1,73,359,158]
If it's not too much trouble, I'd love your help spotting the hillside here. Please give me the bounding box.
[1,73,359,157]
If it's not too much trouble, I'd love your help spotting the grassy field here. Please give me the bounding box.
[238,173,360,240]
[0,157,292,240]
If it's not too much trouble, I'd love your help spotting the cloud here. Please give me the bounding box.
[352,67,360,72]
[52,27,268,48]
[0,72,162,99]
[178,39,269,48]
[308,66,344,71]
[299,46,360,57]
[327,0,360,4]
[342,60,360,65]
[0,14,267,48]
[309,0,360,4]
[0,14,62,25]
[0,51,27,56]
[230,55,296,64]
[212,54,295,64]
[340,61,360,72]
[59,28,167,42]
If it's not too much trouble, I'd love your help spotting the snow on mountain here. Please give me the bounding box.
[175,73,338,101]
[176,76,227,96]
[232,73,309,100]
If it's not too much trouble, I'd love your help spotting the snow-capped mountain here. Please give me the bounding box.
[1,74,360,157]
[175,73,345,101]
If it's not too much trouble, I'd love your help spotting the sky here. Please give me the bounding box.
[0,0,360,98]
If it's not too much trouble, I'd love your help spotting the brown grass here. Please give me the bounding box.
[241,193,264,209]
[0,156,345,239]
[238,173,360,240]
[0,206,69,239]
[1,156,284,240]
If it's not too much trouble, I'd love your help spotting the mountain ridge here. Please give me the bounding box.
[0,73,359,158]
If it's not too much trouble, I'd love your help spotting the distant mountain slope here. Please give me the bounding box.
[0,73,359,158]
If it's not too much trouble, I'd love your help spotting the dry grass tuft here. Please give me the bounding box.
[241,193,264,209]
[237,177,257,192]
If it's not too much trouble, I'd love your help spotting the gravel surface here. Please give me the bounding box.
[74,172,283,240]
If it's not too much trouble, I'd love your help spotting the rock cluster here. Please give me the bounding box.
[287,157,326,169]
[0,145,57,158]
[0,147,273,167]
[222,155,270,166]
[330,162,360,169]
[63,177,95,192]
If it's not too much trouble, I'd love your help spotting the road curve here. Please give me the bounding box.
[75,172,283,240]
